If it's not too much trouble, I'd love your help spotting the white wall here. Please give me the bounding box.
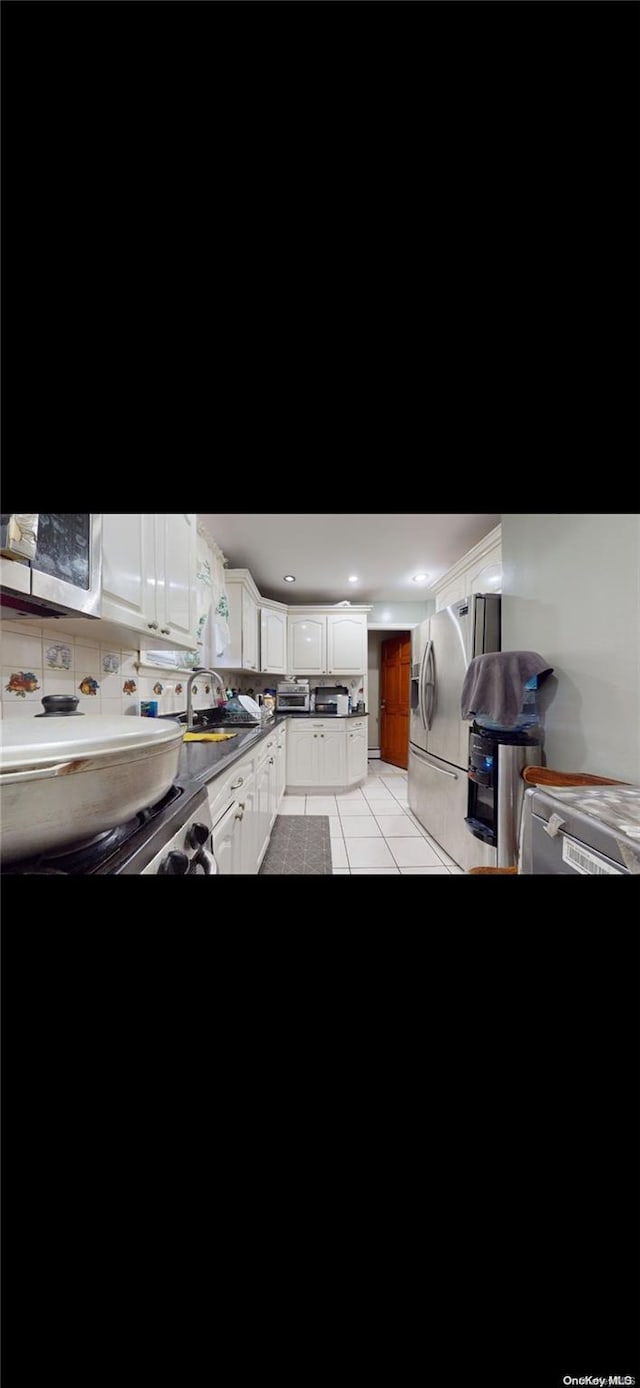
[367,631,385,751]
[368,600,433,625]
[501,514,640,781]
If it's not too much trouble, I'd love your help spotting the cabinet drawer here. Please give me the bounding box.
[256,732,278,766]
[289,719,343,735]
[207,753,255,824]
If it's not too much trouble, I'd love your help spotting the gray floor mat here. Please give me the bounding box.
[259,815,332,875]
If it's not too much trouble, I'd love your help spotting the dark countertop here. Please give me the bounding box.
[284,711,369,719]
[170,710,368,791]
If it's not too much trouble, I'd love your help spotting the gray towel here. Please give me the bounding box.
[460,651,554,727]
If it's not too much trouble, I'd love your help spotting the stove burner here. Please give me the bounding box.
[4,784,184,875]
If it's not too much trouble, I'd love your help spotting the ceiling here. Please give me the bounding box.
[198,513,501,605]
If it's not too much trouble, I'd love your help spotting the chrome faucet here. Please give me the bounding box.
[186,668,227,732]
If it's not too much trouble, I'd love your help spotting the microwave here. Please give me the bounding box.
[0,513,102,619]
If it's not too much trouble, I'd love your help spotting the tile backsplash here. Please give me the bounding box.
[0,619,225,721]
[1,620,140,719]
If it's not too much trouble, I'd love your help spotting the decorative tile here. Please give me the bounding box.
[123,679,137,695]
[3,668,42,701]
[78,676,100,697]
[44,641,72,670]
[101,651,121,675]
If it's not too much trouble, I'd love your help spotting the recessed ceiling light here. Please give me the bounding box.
[412,573,429,583]
[348,575,359,583]
[283,575,296,583]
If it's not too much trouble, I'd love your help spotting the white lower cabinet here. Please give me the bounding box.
[275,724,287,808]
[347,720,368,783]
[286,719,369,790]
[207,751,258,875]
[210,799,243,875]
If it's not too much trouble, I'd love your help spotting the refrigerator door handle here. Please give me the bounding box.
[417,647,428,731]
[422,640,435,730]
[411,746,458,779]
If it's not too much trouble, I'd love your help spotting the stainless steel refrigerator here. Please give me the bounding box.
[408,594,501,871]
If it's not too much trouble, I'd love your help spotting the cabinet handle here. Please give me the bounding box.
[147,621,159,630]
[235,807,244,821]
[313,734,317,739]
[269,757,275,765]
[320,734,324,738]
[161,628,171,636]
[230,777,244,790]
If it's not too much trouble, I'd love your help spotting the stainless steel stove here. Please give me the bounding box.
[3,781,216,875]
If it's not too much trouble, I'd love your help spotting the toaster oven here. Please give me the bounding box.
[276,680,310,712]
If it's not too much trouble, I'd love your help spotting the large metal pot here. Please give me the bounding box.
[0,706,184,863]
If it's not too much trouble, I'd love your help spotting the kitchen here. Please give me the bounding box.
[1,511,639,876]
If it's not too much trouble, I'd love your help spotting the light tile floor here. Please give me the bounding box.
[281,759,464,874]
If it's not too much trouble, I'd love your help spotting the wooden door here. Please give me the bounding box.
[380,633,411,769]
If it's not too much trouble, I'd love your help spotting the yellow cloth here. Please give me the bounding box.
[182,731,237,743]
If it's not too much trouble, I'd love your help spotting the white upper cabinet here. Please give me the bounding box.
[326,612,367,674]
[260,604,287,674]
[156,513,196,643]
[288,610,368,675]
[242,586,259,671]
[102,513,156,631]
[217,571,261,671]
[288,614,326,675]
[102,513,197,650]
[434,524,502,612]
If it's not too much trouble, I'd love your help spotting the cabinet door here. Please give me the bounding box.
[211,801,242,875]
[286,727,317,786]
[242,587,259,670]
[326,613,366,674]
[157,513,196,646]
[288,615,326,675]
[238,774,258,874]
[217,581,242,669]
[275,729,287,809]
[347,726,368,784]
[256,760,273,867]
[261,608,288,674]
[318,728,346,785]
[467,544,502,595]
[435,575,466,612]
[102,514,157,634]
